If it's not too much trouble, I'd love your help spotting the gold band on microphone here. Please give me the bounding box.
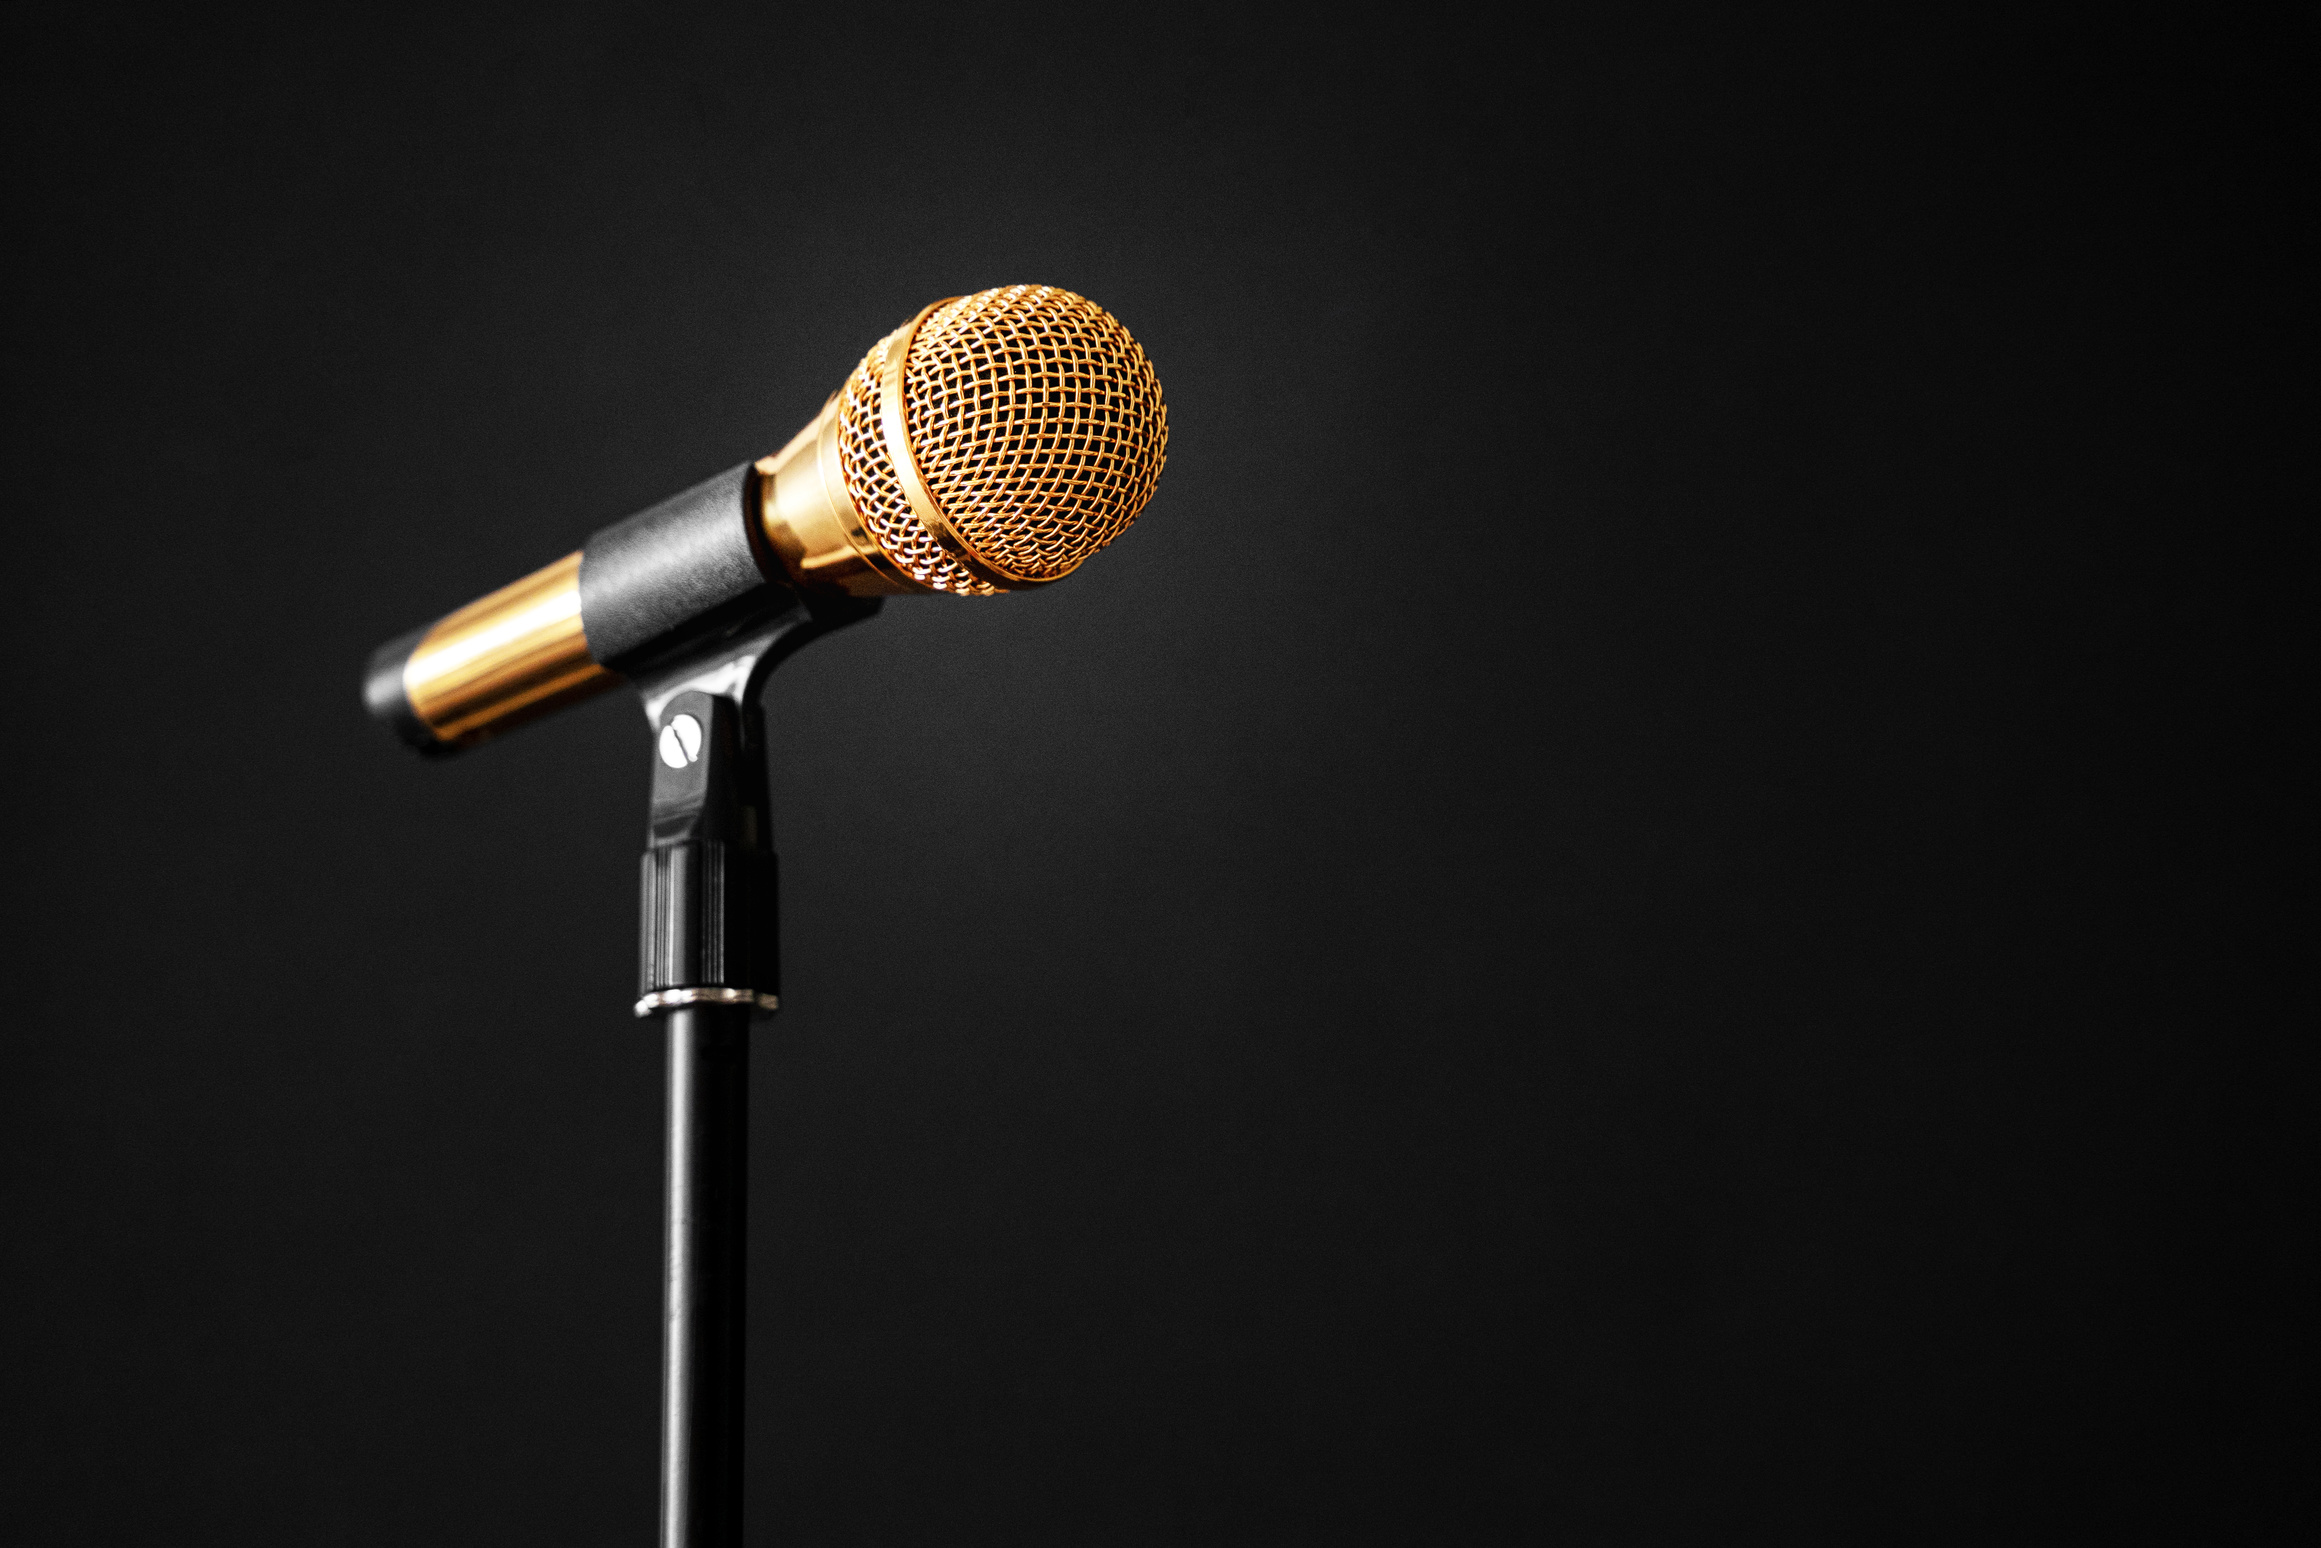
[876,300,1054,591]
[754,393,921,596]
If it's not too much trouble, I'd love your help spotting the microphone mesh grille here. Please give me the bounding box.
[836,285,1168,592]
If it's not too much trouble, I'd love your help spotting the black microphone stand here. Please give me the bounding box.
[624,586,879,1548]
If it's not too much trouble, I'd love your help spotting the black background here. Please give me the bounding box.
[2,8,2293,1544]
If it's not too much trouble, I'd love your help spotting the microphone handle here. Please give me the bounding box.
[364,464,776,755]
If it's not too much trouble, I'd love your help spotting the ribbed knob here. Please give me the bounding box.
[639,842,776,998]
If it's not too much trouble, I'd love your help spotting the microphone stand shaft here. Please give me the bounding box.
[633,612,876,1541]
[661,1003,750,1548]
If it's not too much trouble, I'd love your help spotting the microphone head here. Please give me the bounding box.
[832,285,1168,594]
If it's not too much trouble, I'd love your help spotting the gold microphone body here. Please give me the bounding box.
[364,285,1168,753]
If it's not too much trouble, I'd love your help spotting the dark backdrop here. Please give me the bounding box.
[2,8,2291,1545]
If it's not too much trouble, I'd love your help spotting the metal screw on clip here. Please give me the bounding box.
[659,713,704,769]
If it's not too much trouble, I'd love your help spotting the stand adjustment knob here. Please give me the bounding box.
[637,840,778,1015]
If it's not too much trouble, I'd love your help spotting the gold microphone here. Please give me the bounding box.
[364,284,1169,752]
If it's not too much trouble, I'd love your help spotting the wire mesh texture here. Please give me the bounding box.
[835,285,1169,593]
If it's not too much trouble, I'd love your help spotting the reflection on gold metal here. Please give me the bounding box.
[404,551,614,745]
[754,394,923,597]
[831,285,1169,595]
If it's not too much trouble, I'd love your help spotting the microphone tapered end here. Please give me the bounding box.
[364,623,448,755]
